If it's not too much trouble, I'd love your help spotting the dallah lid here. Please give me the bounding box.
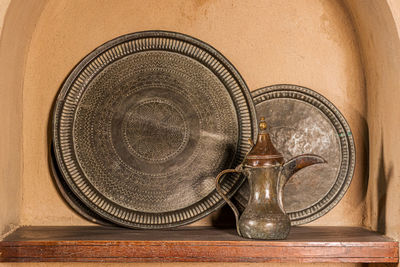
[244,117,284,167]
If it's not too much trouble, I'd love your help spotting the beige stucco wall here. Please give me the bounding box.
[0,0,10,33]
[20,0,366,228]
[344,0,400,241]
[0,0,46,237]
[0,0,16,237]
[2,0,400,266]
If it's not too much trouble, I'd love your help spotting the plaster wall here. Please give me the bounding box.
[0,0,46,236]
[4,0,400,266]
[0,0,10,33]
[344,0,400,241]
[20,0,366,228]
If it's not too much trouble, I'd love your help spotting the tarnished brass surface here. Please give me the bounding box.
[216,117,325,240]
[234,84,356,225]
[52,31,257,229]
[238,167,291,240]
[245,117,284,167]
[49,143,112,226]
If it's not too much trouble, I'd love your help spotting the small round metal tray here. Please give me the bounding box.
[52,31,256,229]
[234,84,355,225]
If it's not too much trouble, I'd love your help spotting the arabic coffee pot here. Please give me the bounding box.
[215,117,326,240]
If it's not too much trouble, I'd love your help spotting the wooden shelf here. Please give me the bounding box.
[0,226,398,263]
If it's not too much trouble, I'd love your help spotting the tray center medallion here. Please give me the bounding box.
[123,98,189,162]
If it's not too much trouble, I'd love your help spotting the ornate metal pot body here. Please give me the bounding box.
[216,117,325,240]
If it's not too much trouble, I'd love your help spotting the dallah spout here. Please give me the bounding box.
[277,154,326,210]
[281,154,326,187]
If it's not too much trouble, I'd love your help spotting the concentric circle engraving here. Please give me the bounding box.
[52,31,256,228]
[234,84,355,225]
[122,99,189,162]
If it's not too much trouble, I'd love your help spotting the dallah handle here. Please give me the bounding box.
[215,168,242,236]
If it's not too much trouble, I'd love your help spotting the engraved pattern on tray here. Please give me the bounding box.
[52,31,256,228]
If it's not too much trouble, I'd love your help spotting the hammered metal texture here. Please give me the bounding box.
[52,31,256,229]
[234,84,355,225]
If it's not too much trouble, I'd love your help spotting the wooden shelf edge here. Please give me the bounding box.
[1,258,398,263]
[0,226,398,263]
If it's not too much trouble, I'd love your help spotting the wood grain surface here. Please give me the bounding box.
[0,226,398,263]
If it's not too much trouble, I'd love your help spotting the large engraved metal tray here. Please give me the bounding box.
[49,143,111,226]
[52,31,256,229]
[234,84,355,225]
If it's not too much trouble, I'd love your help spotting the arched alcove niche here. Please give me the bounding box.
[19,0,367,228]
[344,0,400,241]
[0,0,47,236]
[1,0,399,247]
